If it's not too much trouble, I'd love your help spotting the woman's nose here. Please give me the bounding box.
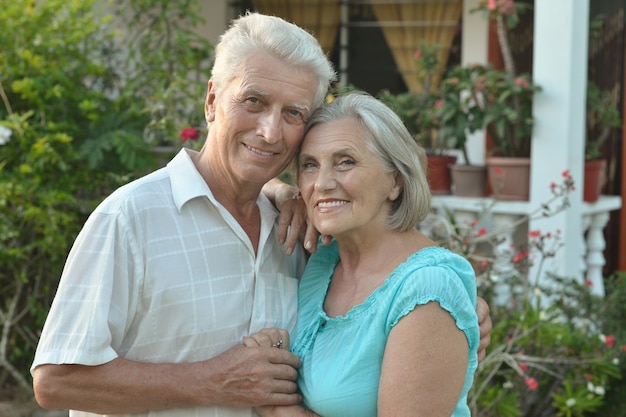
[314,165,337,191]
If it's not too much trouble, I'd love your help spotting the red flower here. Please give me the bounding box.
[605,334,616,348]
[513,251,525,262]
[519,362,528,373]
[525,377,539,391]
[528,230,541,238]
[180,127,200,142]
[477,228,487,237]
[585,280,593,287]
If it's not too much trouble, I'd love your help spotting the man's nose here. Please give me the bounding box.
[256,109,282,143]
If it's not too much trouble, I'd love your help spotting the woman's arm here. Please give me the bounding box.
[378,301,469,417]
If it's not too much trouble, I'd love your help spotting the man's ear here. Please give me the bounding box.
[205,80,216,123]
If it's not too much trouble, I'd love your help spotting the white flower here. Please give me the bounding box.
[613,358,620,365]
[594,385,606,396]
[502,381,514,389]
[587,381,595,392]
[565,398,576,408]
[599,334,607,344]
[0,125,12,145]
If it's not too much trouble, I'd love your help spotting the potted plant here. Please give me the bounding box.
[584,82,621,202]
[379,40,457,194]
[436,65,490,197]
[472,0,541,201]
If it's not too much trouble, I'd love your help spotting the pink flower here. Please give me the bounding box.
[585,280,593,287]
[494,166,503,176]
[477,228,487,237]
[487,0,497,10]
[497,0,517,15]
[180,127,200,142]
[514,77,530,88]
[414,50,422,60]
[528,230,541,238]
[519,362,528,372]
[550,181,557,189]
[525,377,539,391]
[434,100,443,109]
[562,169,572,179]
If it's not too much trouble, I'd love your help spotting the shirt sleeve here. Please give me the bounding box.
[31,208,141,373]
[385,255,479,351]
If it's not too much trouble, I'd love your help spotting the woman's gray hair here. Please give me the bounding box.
[304,92,431,232]
[211,12,336,111]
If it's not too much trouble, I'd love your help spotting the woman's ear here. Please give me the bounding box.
[389,171,403,201]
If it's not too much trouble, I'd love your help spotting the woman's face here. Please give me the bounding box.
[297,117,401,239]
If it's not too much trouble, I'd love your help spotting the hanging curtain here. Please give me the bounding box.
[251,0,341,57]
[372,0,462,93]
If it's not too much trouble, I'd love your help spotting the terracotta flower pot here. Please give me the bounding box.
[427,155,457,195]
[486,157,531,201]
[450,164,487,197]
[583,159,606,203]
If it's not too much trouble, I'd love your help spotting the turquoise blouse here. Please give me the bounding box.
[291,242,479,417]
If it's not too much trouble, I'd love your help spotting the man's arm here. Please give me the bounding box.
[262,178,320,255]
[33,344,302,414]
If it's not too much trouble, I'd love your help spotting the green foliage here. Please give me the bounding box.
[113,0,213,146]
[585,82,621,160]
[423,175,625,416]
[378,41,446,154]
[0,0,212,394]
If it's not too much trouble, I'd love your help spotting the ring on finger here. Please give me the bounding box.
[272,339,283,349]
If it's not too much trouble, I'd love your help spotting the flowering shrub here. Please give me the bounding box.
[422,171,625,416]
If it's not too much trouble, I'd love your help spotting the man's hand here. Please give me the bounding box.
[476,296,492,363]
[33,344,303,414]
[262,179,320,255]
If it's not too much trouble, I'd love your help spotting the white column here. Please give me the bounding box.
[528,0,589,288]
[461,0,489,166]
[584,211,610,296]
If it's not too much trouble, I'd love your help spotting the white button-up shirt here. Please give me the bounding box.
[31,149,305,417]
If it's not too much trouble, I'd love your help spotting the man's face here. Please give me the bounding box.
[204,52,318,188]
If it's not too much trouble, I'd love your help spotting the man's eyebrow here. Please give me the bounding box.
[244,87,311,114]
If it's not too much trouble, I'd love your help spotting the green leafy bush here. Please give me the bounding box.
[0,0,211,396]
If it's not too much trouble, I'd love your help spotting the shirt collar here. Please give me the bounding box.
[167,148,278,220]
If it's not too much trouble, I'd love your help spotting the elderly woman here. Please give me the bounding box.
[250,92,479,417]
